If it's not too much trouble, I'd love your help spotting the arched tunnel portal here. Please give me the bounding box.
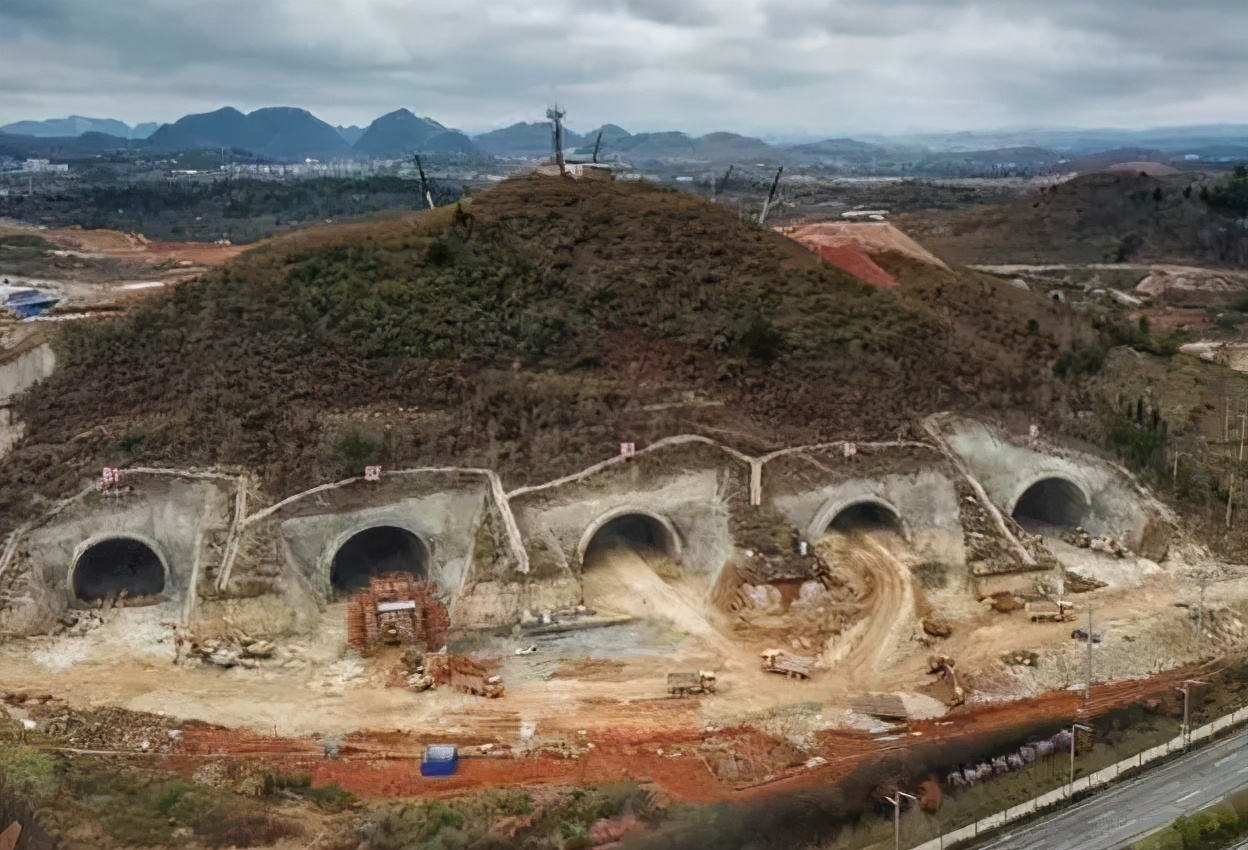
[72,536,167,604]
[825,500,904,536]
[579,512,681,570]
[329,525,429,594]
[1010,476,1089,529]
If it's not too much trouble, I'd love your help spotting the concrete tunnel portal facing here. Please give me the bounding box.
[578,510,682,569]
[1010,476,1090,529]
[329,525,429,594]
[826,500,904,536]
[71,535,168,605]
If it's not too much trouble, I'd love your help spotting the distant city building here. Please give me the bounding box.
[20,159,69,173]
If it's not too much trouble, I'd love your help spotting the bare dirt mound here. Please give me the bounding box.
[583,545,730,653]
[781,221,949,285]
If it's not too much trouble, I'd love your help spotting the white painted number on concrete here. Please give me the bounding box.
[1030,424,1040,440]
[364,466,382,481]
[620,442,636,459]
[101,467,120,485]
[843,443,857,458]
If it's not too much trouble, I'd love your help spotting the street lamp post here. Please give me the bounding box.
[1069,723,1094,792]
[885,791,917,850]
[1177,680,1210,748]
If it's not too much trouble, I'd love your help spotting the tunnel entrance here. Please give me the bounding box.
[1012,477,1088,528]
[826,501,903,536]
[330,526,428,594]
[73,538,166,604]
[582,513,678,569]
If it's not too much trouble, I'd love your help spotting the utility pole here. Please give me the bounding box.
[591,129,603,164]
[1085,606,1093,701]
[1196,575,1208,659]
[1177,680,1209,748]
[884,791,916,850]
[546,106,567,176]
[413,155,433,209]
[757,166,784,226]
[1069,723,1093,792]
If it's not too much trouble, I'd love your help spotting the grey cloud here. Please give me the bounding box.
[1,0,1246,135]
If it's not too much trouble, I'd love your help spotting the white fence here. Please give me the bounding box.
[911,706,1248,850]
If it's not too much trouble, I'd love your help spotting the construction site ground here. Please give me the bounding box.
[4,530,1246,806]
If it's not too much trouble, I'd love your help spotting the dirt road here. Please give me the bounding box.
[817,531,917,682]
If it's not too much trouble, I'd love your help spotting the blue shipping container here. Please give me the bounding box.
[421,744,459,777]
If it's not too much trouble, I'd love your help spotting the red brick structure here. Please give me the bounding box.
[346,573,450,655]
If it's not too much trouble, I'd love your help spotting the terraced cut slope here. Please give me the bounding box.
[1,176,1075,534]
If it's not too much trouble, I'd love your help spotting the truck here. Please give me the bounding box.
[760,649,815,680]
[667,671,716,697]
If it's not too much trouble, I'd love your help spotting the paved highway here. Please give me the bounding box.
[975,729,1248,850]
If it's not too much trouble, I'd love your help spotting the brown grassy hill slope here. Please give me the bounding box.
[1,176,1086,532]
[900,172,1248,268]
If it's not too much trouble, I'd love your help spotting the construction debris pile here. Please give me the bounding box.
[1062,527,1131,558]
[1,700,184,754]
[177,628,277,669]
[425,653,505,698]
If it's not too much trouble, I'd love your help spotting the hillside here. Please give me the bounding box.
[353,109,477,157]
[0,176,1083,533]
[1,115,155,139]
[147,106,351,160]
[474,121,586,157]
[900,171,1248,267]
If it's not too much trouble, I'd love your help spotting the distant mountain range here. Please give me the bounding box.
[2,107,1245,169]
[1,115,158,140]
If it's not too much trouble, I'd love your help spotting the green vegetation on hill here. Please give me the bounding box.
[905,172,1248,267]
[1,175,1082,533]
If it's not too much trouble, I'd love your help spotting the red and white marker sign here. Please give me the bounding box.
[1029,424,1040,440]
[843,442,857,459]
[364,465,382,482]
[620,442,636,459]
[101,467,120,486]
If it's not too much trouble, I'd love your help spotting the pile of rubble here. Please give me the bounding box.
[52,610,105,637]
[1062,527,1131,558]
[393,648,436,692]
[2,700,184,754]
[176,628,276,669]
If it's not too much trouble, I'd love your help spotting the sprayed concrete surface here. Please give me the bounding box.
[9,418,1246,812]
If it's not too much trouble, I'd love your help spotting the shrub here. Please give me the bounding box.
[0,743,59,800]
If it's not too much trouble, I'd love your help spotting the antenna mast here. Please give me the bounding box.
[546,105,567,175]
[592,130,604,164]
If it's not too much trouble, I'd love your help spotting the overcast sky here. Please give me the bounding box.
[3,0,1247,137]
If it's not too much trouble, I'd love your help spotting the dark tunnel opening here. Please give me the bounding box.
[1012,478,1088,528]
[330,526,428,594]
[583,514,677,569]
[73,538,166,604]
[826,501,903,535]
